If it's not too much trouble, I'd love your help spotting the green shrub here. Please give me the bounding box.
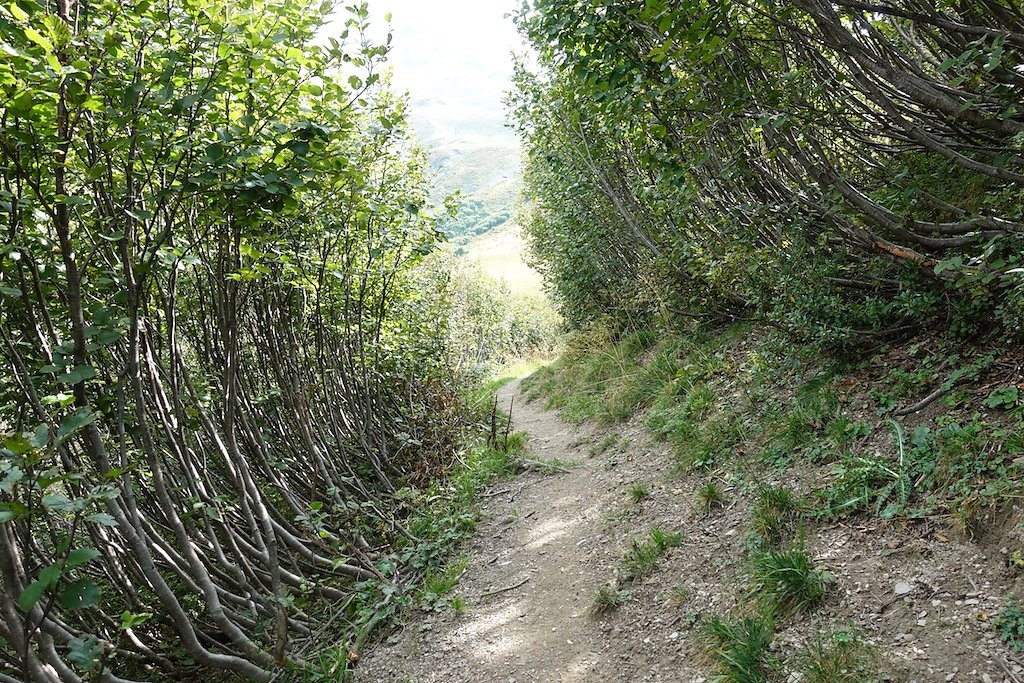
[996,602,1024,652]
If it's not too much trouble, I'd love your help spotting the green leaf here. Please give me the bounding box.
[59,365,96,385]
[18,580,46,611]
[59,579,101,610]
[22,27,52,51]
[68,636,101,670]
[66,547,100,569]
[56,408,99,442]
[984,386,1019,409]
[29,423,49,448]
[87,512,118,527]
[42,494,87,512]
[9,3,29,21]
[0,467,23,493]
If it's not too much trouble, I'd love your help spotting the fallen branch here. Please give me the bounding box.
[479,577,530,600]
[895,376,972,416]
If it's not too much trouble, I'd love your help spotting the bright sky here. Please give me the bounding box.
[362,0,525,145]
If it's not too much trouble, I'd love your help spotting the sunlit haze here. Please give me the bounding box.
[354,0,525,147]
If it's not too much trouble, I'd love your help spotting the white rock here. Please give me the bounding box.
[895,581,913,595]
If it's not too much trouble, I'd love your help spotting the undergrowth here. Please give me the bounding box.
[798,630,880,683]
[294,381,529,681]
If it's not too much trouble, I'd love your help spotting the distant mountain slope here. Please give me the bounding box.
[409,101,522,250]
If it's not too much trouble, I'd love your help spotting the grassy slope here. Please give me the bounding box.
[523,324,1024,681]
[460,222,544,297]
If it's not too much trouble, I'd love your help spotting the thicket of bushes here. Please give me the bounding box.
[0,1,550,680]
[512,0,1024,349]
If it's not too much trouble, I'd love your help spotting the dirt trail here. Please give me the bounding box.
[357,379,1024,683]
[356,379,684,682]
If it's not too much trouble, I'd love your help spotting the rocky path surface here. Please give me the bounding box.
[355,379,682,682]
[357,379,1024,683]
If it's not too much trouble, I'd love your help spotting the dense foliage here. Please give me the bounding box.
[512,0,1024,347]
[411,250,560,379]
[0,1,517,680]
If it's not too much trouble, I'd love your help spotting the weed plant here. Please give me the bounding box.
[618,527,683,583]
[696,480,725,514]
[996,602,1024,652]
[628,482,651,504]
[592,586,632,614]
[750,485,804,548]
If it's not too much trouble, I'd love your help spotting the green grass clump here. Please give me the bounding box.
[522,326,662,424]
[799,630,880,683]
[703,613,776,683]
[761,374,841,467]
[696,480,725,514]
[750,545,828,617]
[589,433,618,457]
[628,482,651,504]
[592,586,631,614]
[751,485,804,548]
[618,527,683,583]
[422,555,469,599]
[604,340,685,421]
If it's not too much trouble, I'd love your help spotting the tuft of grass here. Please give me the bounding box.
[761,374,840,466]
[703,613,776,683]
[592,586,631,614]
[589,433,618,457]
[696,480,725,514]
[650,527,684,551]
[618,527,683,583]
[750,545,828,617]
[421,554,469,610]
[751,485,803,548]
[449,595,468,615]
[628,482,651,504]
[669,584,690,606]
[799,629,880,683]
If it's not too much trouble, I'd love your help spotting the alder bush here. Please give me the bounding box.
[0,0,504,679]
[511,0,1024,348]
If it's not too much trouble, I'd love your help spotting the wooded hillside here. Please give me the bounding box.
[512,0,1024,347]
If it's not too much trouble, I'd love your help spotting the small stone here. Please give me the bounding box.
[894,581,913,596]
